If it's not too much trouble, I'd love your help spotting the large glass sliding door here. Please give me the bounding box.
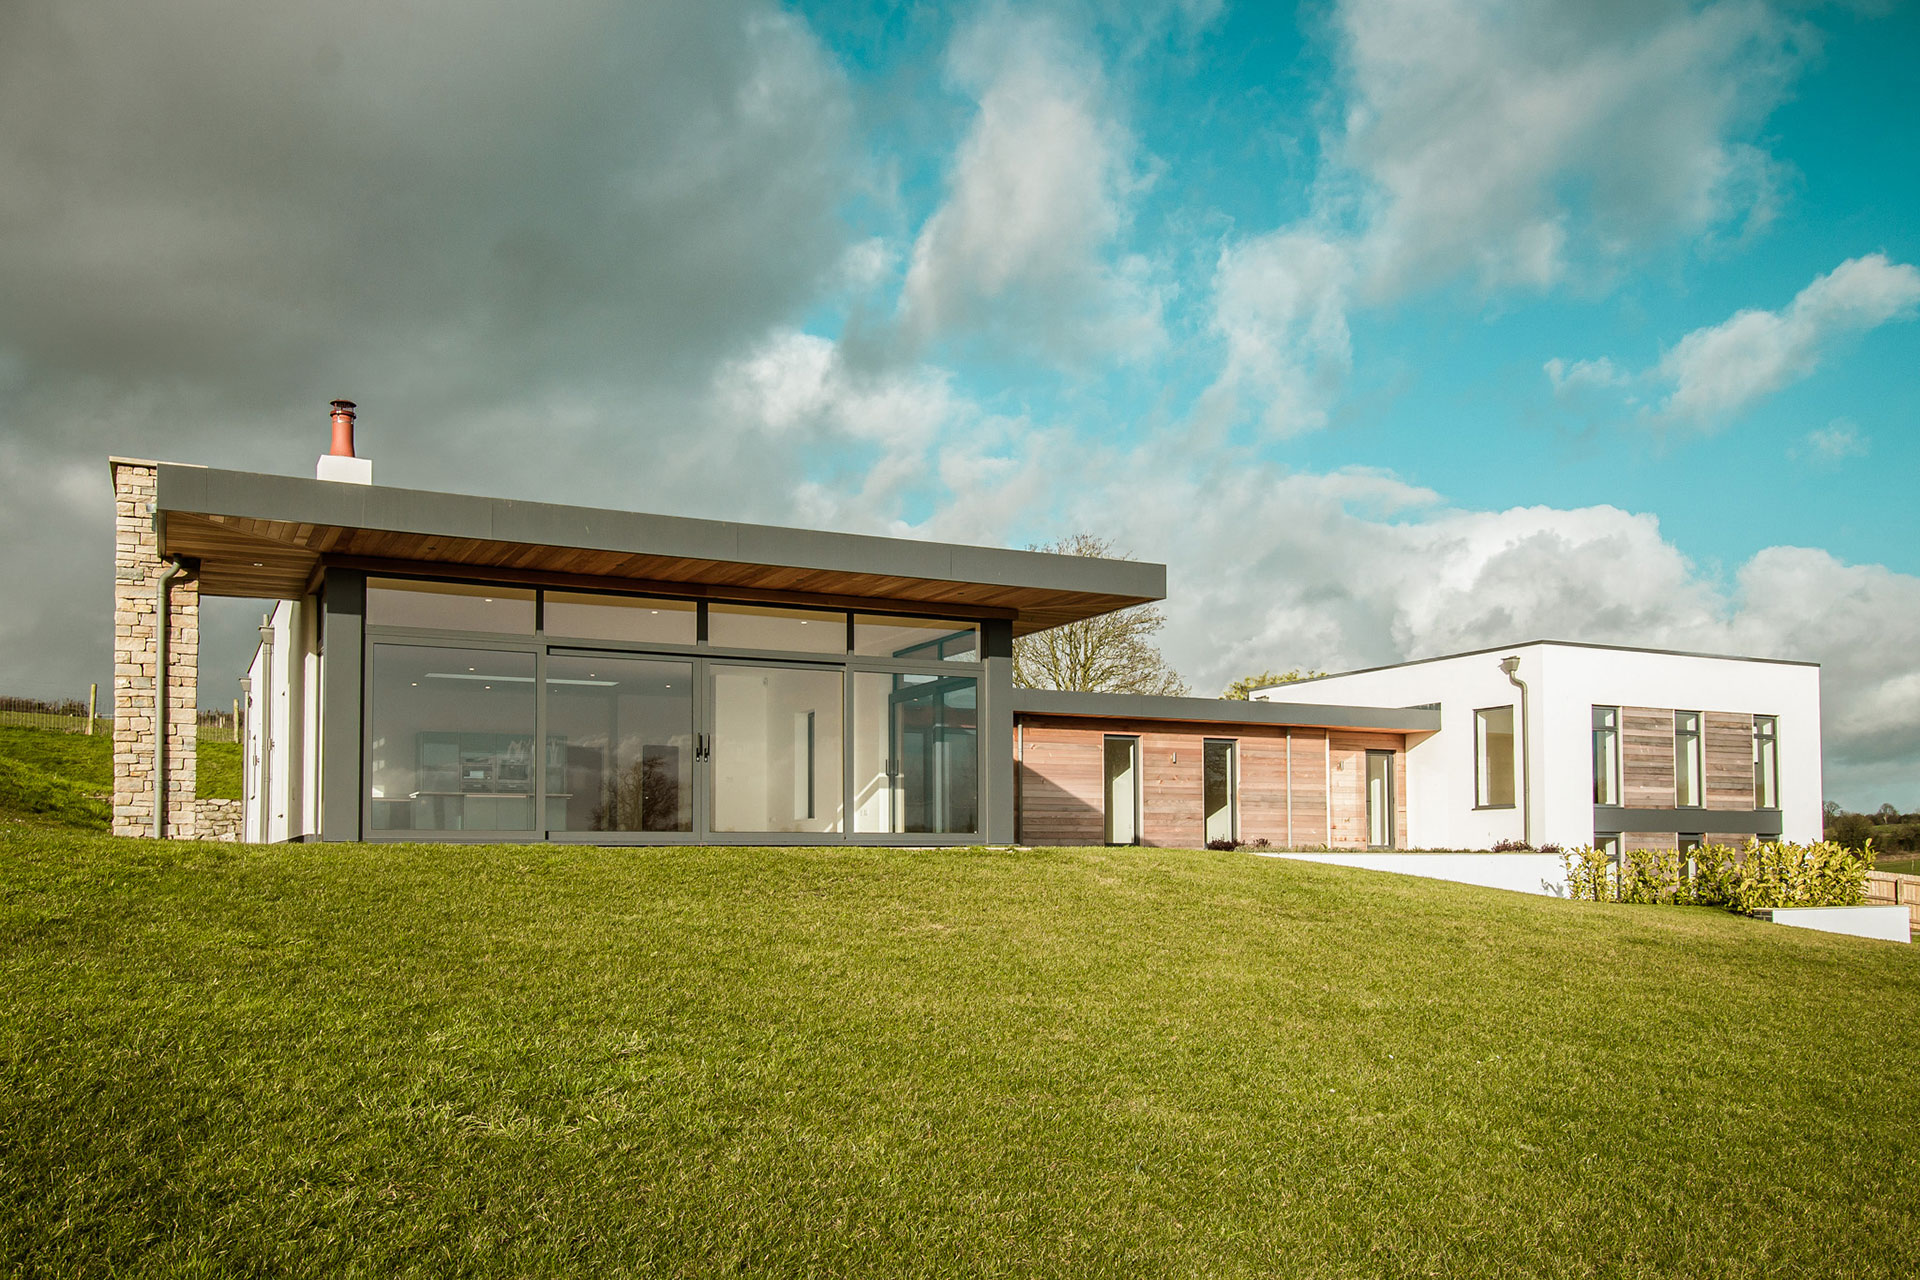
[545,652,694,833]
[366,644,538,834]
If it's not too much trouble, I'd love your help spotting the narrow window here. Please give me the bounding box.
[1592,706,1620,805]
[1675,711,1702,807]
[1104,736,1140,845]
[1753,715,1778,808]
[1475,706,1515,808]
[1594,832,1622,870]
[1203,740,1237,844]
[1366,750,1395,849]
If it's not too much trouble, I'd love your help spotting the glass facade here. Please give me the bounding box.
[545,652,694,832]
[361,583,985,840]
[708,603,846,654]
[852,672,979,834]
[366,644,537,832]
[1475,706,1515,807]
[544,592,697,646]
[366,579,536,633]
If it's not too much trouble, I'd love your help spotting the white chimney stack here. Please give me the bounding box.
[316,399,373,484]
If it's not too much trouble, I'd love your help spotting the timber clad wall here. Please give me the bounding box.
[1621,706,1676,808]
[1703,711,1754,811]
[1014,716,1409,849]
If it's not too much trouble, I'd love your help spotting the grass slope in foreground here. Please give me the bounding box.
[3,830,1917,1278]
[0,727,240,831]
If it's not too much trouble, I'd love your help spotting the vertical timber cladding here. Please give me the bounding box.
[1326,732,1407,849]
[1287,728,1329,847]
[1621,706,1677,807]
[1703,711,1755,811]
[1011,716,1407,848]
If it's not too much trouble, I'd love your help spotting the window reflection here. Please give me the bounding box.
[367,644,537,832]
[546,653,694,832]
[853,672,978,834]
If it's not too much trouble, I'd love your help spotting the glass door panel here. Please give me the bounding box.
[710,664,844,834]
[367,644,537,833]
[1105,736,1140,845]
[1204,739,1236,844]
[545,652,695,833]
[1366,750,1394,848]
[853,673,979,834]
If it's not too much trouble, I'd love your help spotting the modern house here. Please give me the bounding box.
[108,405,1820,852]
[1261,642,1823,853]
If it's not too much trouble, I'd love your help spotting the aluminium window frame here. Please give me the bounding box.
[357,574,989,846]
[1473,704,1517,810]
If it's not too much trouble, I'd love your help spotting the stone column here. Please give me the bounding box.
[111,458,199,838]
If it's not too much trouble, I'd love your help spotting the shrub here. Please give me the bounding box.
[1561,839,1876,911]
[1205,838,1241,851]
[1491,839,1533,852]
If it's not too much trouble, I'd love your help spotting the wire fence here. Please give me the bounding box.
[0,694,239,742]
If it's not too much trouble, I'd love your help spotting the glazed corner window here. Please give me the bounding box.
[1675,711,1703,807]
[365,578,535,633]
[1753,715,1779,808]
[1592,706,1621,805]
[1475,705,1515,808]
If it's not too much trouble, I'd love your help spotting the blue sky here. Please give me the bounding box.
[0,0,1916,804]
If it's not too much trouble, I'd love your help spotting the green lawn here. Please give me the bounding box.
[1878,853,1920,878]
[2,827,1915,1277]
[0,727,241,830]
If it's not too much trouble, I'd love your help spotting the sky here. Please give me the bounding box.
[1,0,1916,808]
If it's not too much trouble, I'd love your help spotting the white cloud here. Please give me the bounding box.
[1200,230,1356,436]
[1658,253,1920,423]
[1335,0,1808,296]
[1544,356,1630,396]
[1797,419,1869,463]
[897,7,1163,363]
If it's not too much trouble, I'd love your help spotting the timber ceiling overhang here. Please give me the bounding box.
[151,464,1165,635]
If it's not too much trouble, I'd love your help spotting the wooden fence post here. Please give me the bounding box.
[88,682,97,734]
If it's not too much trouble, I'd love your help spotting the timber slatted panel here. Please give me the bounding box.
[1622,707,1676,808]
[1012,716,1367,849]
[1703,712,1754,811]
[1238,735,1291,845]
[1707,833,1753,849]
[1623,831,1679,853]
[1289,729,1329,847]
[1016,723,1104,846]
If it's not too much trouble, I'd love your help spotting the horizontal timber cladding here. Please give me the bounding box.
[1703,711,1755,811]
[1708,833,1754,849]
[1012,716,1409,849]
[1623,831,1680,853]
[1621,706,1677,808]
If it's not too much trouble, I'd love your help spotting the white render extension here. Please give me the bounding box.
[1257,641,1822,852]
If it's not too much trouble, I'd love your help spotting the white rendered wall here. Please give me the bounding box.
[1258,654,1529,850]
[1263,643,1822,850]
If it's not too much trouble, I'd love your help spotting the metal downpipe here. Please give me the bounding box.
[1500,655,1532,848]
[153,556,189,839]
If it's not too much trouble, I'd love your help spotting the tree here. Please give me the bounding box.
[1876,803,1901,823]
[1220,669,1324,700]
[1012,534,1189,696]
[1828,810,1873,850]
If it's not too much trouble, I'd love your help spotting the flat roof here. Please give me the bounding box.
[143,463,1165,634]
[1260,638,1819,693]
[1011,687,1442,733]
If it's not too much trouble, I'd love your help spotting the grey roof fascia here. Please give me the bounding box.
[1263,638,1819,693]
[153,464,1166,601]
[1011,687,1441,732]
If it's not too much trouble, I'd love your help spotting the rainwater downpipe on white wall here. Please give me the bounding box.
[1500,655,1532,848]
[153,556,189,839]
[256,615,275,842]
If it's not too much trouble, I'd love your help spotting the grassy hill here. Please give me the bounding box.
[2,825,1916,1277]
[0,726,240,830]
